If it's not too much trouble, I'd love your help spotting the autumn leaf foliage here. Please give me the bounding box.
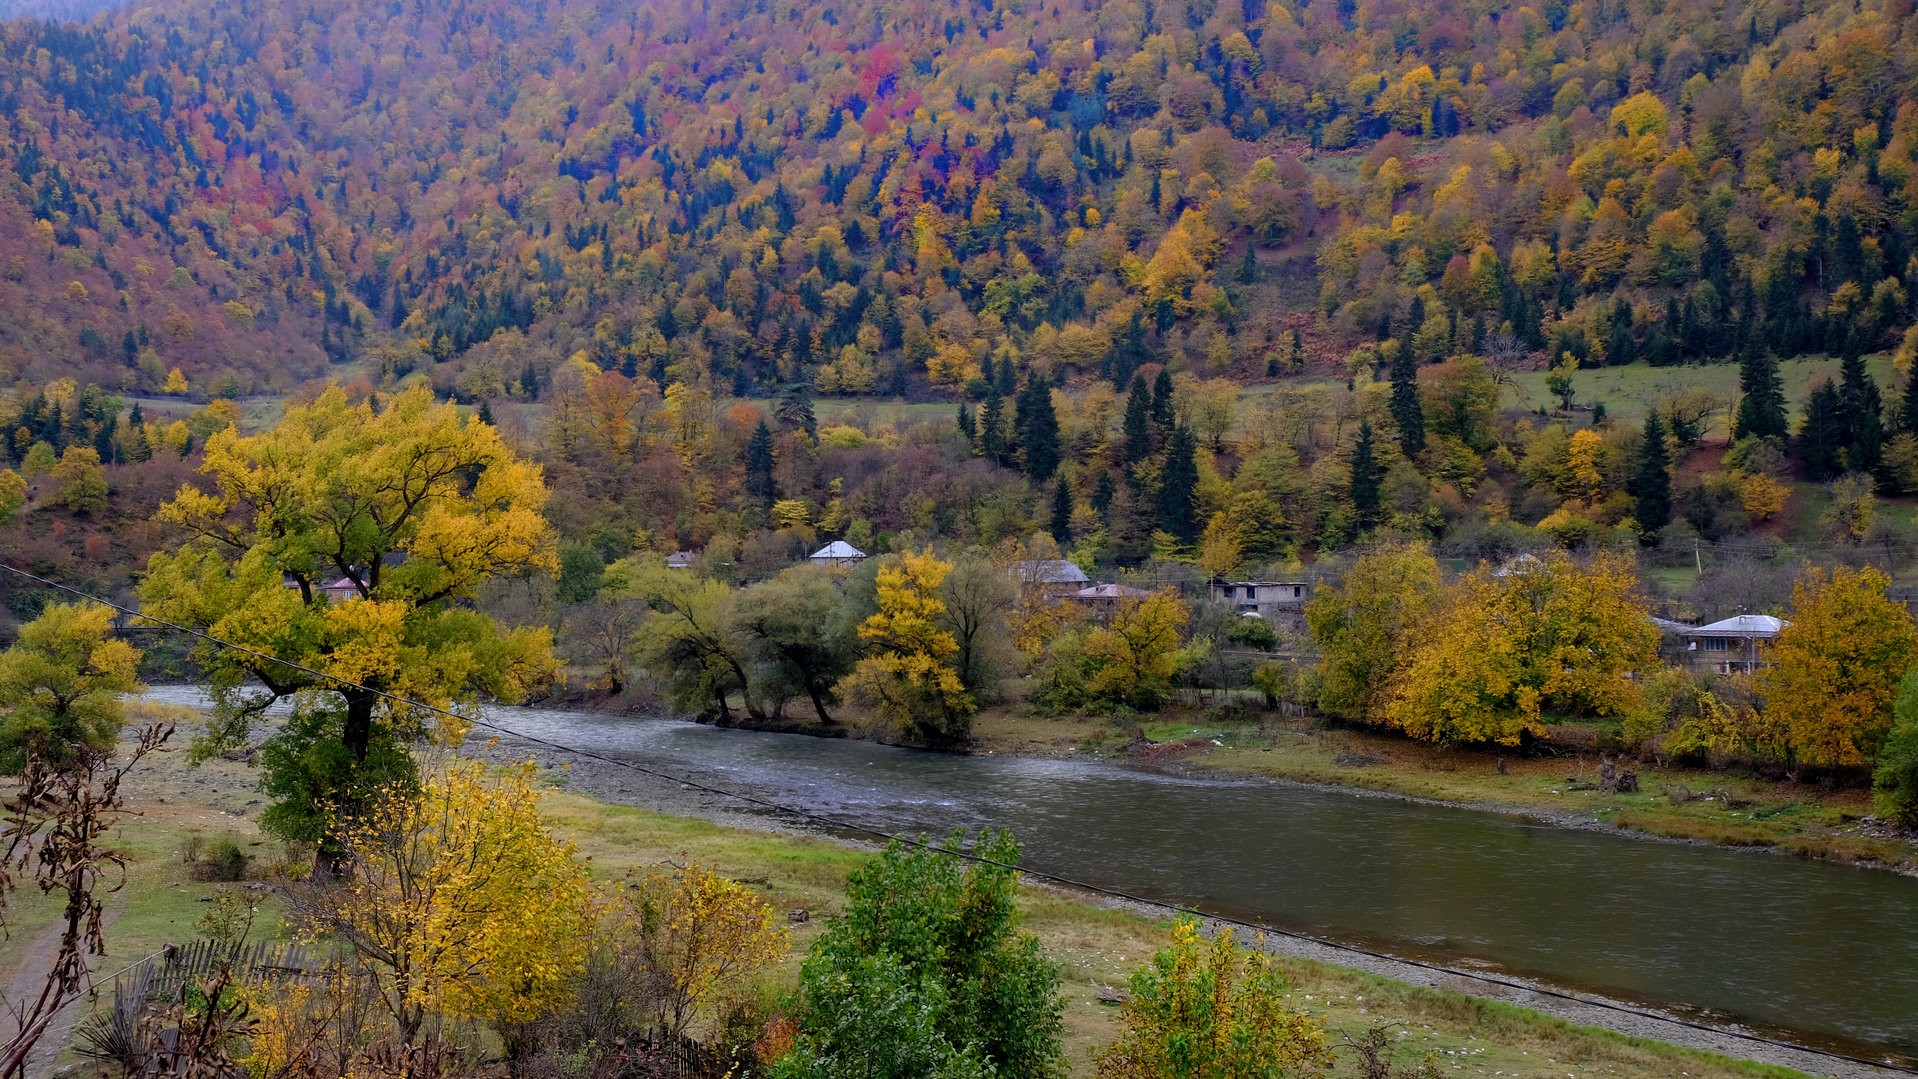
[1093,917,1331,1079]
[1384,551,1659,745]
[1759,565,1918,770]
[305,759,593,1046]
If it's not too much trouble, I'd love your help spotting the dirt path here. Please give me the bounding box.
[2,908,121,1078]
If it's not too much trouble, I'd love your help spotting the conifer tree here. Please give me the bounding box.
[956,402,976,443]
[1389,344,1425,457]
[979,388,1006,465]
[1122,375,1154,464]
[1838,344,1884,473]
[1350,420,1383,529]
[1799,380,1846,480]
[745,420,780,507]
[1157,427,1200,544]
[1049,475,1074,544]
[1149,368,1176,433]
[1732,349,1788,441]
[1018,376,1060,483]
[1629,410,1672,534]
[1289,329,1306,372]
[1900,372,1918,435]
[1092,470,1117,518]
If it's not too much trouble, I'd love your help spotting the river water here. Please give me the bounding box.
[142,690,1918,1061]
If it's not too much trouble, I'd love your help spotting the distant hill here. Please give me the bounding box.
[0,0,124,21]
[0,0,1913,401]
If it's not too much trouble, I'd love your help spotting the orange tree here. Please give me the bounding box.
[1760,565,1918,771]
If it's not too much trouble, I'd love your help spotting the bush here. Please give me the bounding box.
[1874,672,1918,829]
[773,830,1064,1079]
[183,835,249,882]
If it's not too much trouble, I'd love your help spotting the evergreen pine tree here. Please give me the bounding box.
[475,398,495,426]
[1049,474,1074,543]
[1157,426,1201,543]
[995,354,1017,396]
[744,420,780,507]
[1799,380,1846,480]
[979,388,1006,464]
[1091,470,1117,518]
[957,402,976,443]
[1630,410,1673,534]
[1349,420,1383,528]
[1289,329,1306,372]
[1389,343,1425,457]
[1019,375,1061,483]
[1732,349,1788,441]
[1122,374,1154,464]
[1400,295,1426,364]
[1150,368,1176,432]
[1839,344,1884,473]
[1900,372,1918,435]
[1238,244,1258,284]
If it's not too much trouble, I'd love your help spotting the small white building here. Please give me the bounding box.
[1074,582,1151,619]
[665,550,699,570]
[809,540,867,566]
[1007,559,1090,599]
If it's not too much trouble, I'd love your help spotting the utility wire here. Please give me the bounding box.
[1,560,1911,1076]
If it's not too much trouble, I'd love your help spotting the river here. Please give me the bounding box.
[141,689,1918,1064]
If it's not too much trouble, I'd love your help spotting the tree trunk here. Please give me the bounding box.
[804,681,836,725]
[343,688,375,763]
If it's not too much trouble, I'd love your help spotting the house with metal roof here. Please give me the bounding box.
[808,540,867,566]
[1659,613,1789,674]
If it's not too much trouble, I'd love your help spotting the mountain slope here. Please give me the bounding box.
[0,0,1914,401]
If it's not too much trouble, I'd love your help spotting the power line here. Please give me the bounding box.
[1,560,1911,1076]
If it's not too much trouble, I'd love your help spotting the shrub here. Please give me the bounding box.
[183,835,249,882]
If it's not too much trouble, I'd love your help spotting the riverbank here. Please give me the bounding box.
[466,720,1903,1079]
[16,703,1892,1079]
[550,684,1918,876]
[961,705,1918,876]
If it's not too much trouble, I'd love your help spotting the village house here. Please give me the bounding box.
[1655,614,1789,675]
[1073,582,1151,620]
[1208,578,1311,633]
[1007,558,1090,600]
[664,550,699,570]
[808,540,866,567]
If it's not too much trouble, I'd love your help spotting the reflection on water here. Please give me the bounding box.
[141,688,1918,1057]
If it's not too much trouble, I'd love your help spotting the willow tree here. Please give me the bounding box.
[140,385,560,851]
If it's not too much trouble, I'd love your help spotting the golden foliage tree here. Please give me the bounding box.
[1759,565,1918,769]
[1093,918,1330,1079]
[1303,543,1442,724]
[841,550,975,743]
[0,602,140,774]
[1384,551,1658,745]
[308,759,593,1048]
[1083,590,1192,710]
[139,385,560,852]
[608,863,790,1040]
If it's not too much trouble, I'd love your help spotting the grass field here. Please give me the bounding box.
[0,706,1826,1078]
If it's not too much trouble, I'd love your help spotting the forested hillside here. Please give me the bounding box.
[2,0,1916,401]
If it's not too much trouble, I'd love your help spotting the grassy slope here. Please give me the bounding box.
[0,711,1820,1079]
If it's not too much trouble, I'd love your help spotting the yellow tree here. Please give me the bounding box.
[0,603,140,774]
[310,759,592,1049]
[609,863,789,1040]
[1094,918,1331,1079]
[139,385,560,854]
[1760,565,1918,769]
[1084,590,1192,710]
[840,550,974,744]
[1384,551,1658,745]
[1303,543,1442,724]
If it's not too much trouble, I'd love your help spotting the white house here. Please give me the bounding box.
[1679,614,1788,674]
[808,540,867,566]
